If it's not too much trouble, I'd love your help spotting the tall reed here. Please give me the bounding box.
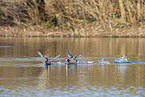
[0,0,145,37]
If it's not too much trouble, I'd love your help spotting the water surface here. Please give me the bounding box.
[0,37,145,97]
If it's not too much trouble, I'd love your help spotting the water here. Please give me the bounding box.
[0,37,145,97]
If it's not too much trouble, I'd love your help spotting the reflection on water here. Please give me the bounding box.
[0,37,145,96]
[0,65,144,96]
[0,37,145,59]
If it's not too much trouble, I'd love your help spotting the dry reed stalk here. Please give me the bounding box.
[137,0,141,21]
[126,0,133,24]
[119,0,125,21]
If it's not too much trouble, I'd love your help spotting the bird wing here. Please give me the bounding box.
[74,54,81,58]
[68,49,73,58]
[50,54,61,61]
[38,51,47,59]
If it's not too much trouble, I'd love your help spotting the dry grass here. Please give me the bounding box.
[0,0,145,37]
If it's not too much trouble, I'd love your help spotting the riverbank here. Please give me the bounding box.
[0,0,145,37]
[0,24,145,37]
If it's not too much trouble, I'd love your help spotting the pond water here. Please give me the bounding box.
[0,37,145,97]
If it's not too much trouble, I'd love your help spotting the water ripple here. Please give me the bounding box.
[0,85,144,97]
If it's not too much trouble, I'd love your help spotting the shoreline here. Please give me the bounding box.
[1,34,145,38]
[1,27,145,38]
[1,22,145,38]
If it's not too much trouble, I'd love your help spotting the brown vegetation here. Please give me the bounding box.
[0,0,145,37]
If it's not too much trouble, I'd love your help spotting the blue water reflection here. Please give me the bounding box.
[1,85,144,97]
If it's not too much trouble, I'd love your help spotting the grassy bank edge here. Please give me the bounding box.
[0,26,145,38]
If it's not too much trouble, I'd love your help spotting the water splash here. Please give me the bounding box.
[114,55,128,63]
[87,61,93,63]
[98,58,110,64]
[57,61,62,64]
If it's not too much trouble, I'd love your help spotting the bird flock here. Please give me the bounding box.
[38,49,128,68]
[38,49,81,68]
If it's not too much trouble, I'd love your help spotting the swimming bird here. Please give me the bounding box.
[66,49,81,64]
[38,51,60,67]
